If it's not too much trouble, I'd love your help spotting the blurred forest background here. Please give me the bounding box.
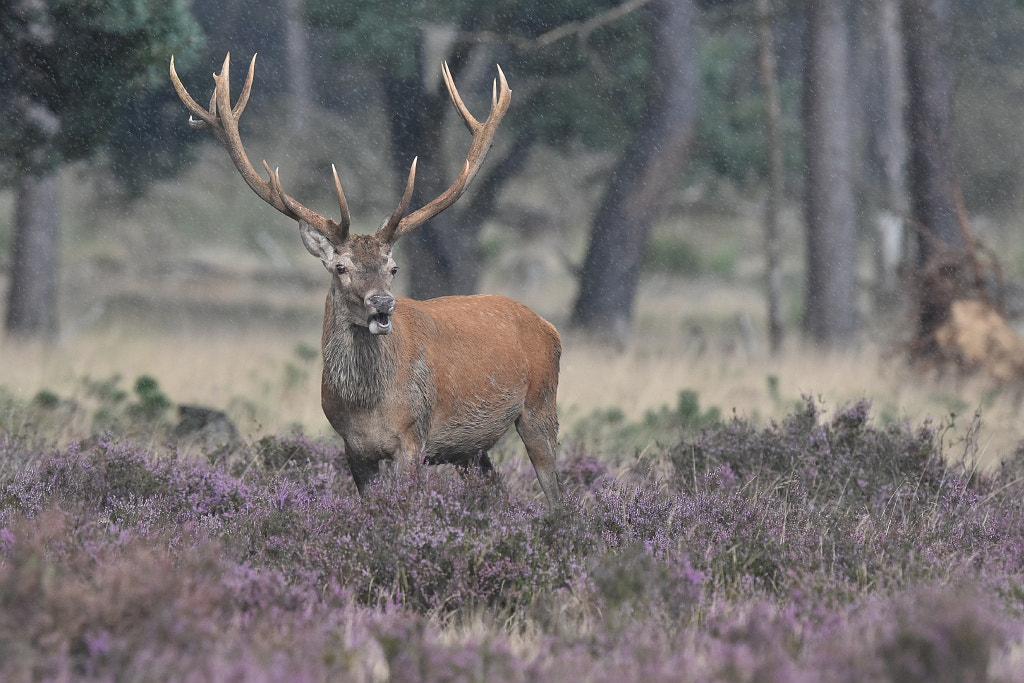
[11,4,1024,677]
[4,0,1024,429]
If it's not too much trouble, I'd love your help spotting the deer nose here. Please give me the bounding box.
[366,294,395,315]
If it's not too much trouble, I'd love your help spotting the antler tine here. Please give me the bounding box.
[331,164,352,237]
[493,65,505,108]
[379,65,511,244]
[380,158,418,239]
[234,54,256,118]
[170,55,214,130]
[442,62,481,134]
[213,52,232,116]
[170,52,342,240]
[264,162,349,243]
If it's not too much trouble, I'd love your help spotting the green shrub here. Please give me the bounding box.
[568,389,721,456]
[126,375,172,422]
[31,390,61,410]
[644,236,703,275]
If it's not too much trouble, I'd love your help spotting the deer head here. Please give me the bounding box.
[169,53,511,335]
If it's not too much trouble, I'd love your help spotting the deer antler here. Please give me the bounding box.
[170,53,351,243]
[377,62,512,244]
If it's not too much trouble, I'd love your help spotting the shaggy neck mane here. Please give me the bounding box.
[322,312,397,408]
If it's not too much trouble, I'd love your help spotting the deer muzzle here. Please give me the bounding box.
[366,294,396,335]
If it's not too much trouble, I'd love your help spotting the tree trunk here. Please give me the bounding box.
[848,0,908,313]
[441,131,537,287]
[569,0,699,342]
[383,49,500,299]
[282,0,312,136]
[902,0,961,261]
[6,170,60,340]
[5,0,60,341]
[802,0,859,345]
[754,0,785,355]
[403,212,480,298]
[902,0,963,341]
[381,61,451,299]
[864,0,908,312]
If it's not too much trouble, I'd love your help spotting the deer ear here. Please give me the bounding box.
[299,220,336,262]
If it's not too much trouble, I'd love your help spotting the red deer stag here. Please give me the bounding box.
[170,54,561,506]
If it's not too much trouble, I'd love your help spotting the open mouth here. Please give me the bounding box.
[368,313,392,335]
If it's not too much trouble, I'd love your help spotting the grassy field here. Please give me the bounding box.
[4,293,1020,462]
[3,157,1024,678]
[2,235,1020,468]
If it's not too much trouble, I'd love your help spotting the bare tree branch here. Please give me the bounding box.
[462,0,652,52]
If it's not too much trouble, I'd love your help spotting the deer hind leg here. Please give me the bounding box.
[515,406,561,508]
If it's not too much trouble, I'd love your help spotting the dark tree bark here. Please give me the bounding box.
[755,0,785,355]
[282,0,312,136]
[902,0,961,261]
[383,75,469,299]
[381,59,451,299]
[4,0,60,341]
[6,170,60,339]
[902,0,965,341]
[857,0,908,312]
[802,0,859,345]
[436,131,537,289]
[401,138,535,299]
[569,0,699,342]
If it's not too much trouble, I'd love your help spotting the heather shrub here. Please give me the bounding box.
[558,443,614,491]
[670,397,950,506]
[1,395,1023,679]
[0,508,230,680]
[590,467,791,601]
[700,601,803,682]
[256,432,330,470]
[812,586,1014,683]
[0,436,596,616]
[583,397,1024,606]
[0,438,251,528]
[0,506,405,681]
[371,610,535,682]
[238,462,597,613]
[589,540,704,627]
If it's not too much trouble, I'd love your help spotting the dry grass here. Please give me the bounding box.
[1,326,327,437]
[3,271,1022,469]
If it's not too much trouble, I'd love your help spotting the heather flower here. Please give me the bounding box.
[0,397,1021,679]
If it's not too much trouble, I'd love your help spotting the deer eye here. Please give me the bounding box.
[335,264,348,275]
[390,266,399,276]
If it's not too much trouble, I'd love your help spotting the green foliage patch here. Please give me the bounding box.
[0,0,203,182]
[31,373,174,432]
[567,388,721,457]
